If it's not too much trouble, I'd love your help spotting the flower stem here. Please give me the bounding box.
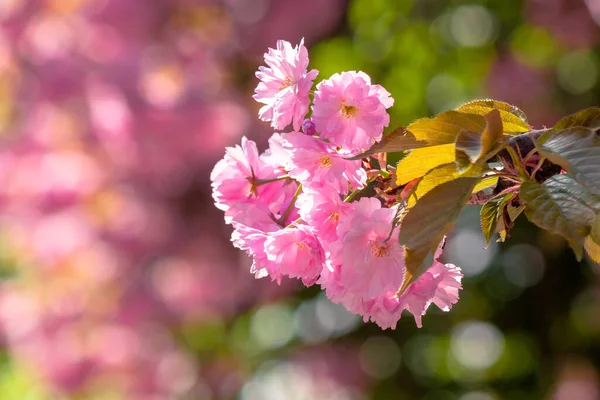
[254,175,291,186]
[343,188,361,203]
[278,184,302,227]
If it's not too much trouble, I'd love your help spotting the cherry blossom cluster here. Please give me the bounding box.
[211,40,463,329]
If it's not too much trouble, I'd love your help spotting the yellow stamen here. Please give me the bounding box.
[341,104,358,118]
[279,76,293,90]
[319,156,332,168]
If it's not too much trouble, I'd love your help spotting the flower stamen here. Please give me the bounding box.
[370,242,389,258]
[319,156,332,168]
[341,104,358,118]
[278,76,293,90]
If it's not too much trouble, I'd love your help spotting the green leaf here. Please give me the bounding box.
[455,109,507,170]
[533,127,600,196]
[395,143,456,186]
[407,110,487,146]
[398,177,479,293]
[520,174,600,260]
[480,192,516,247]
[554,107,600,130]
[455,99,531,133]
[472,175,499,193]
[406,163,484,208]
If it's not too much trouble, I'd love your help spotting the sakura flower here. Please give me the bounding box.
[283,132,366,194]
[260,133,291,170]
[231,204,324,286]
[231,204,282,282]
[396,261,463,328]
[319,198,463,329]
[264,224,325,286]
[211,137,289,223]
[329,198,404,300]
[296,185,351,243]
[312,71,393,154]
[254,39,319,131]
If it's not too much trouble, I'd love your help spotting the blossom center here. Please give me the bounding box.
[370,241,389,258]
[329,212,339,222]
[341,104,358,118]
[279,76,293,90]
[296,242,307,249]
[319,156,332,168]
[246,177,258,198]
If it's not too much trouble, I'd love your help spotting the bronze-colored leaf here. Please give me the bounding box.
[398,177,479,293]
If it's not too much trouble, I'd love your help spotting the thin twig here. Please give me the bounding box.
[254,175,291,186]
[277,184,302,226]
[531,157,546,181]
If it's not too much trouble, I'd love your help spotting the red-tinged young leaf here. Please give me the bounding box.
[533,127,600,196]
[455,99,531,133]
[520,174,600,260]
[400,178,421,203]
[480,192,516,247]
[554,107,600,130]
[398,177,479,294]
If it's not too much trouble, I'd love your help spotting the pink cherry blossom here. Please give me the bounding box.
[283,132,366,194]
[260,133,291,170]
[231,204,324,286]
[318,198,403,322]
[330,198,404,300]
[397,261,463,328]
[210,137,261,212]
[312,71,393,154]
[211,137,288,222]
[231,204,282,282]
[264,224,325,286]
[318,198,463,329]
[296,186,351,243]
[254,39,319,131]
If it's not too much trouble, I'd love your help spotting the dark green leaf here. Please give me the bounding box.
[520,174,600,260]
[534,127,600,195]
